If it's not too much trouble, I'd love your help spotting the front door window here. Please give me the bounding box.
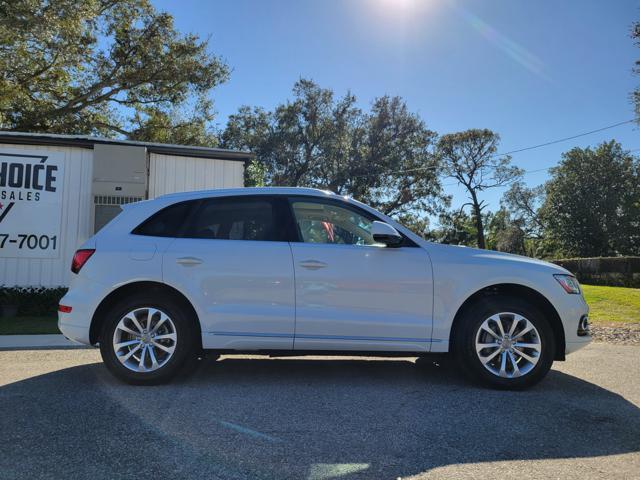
[291,200,377,246]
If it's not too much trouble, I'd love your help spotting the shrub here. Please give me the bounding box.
[552,257,640,288]
[0,286,67,317]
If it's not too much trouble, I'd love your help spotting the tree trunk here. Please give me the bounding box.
[470,191,486,249]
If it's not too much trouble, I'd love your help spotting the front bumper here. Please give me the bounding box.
[562,295,591,356]
[566,337,592,354]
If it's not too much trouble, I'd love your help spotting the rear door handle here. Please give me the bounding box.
[299,260,328,270]
[176,256,203,266]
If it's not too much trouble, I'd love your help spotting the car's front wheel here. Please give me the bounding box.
[99,295,198,385]
[454,295,555,389]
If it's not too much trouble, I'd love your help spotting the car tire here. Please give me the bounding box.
[453,295,555,390]
[99,294,199,385]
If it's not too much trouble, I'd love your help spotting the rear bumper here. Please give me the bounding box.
[58,320,91,345]
[57,277,105,346]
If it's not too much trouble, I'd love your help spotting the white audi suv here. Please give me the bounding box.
[58,187,590,388]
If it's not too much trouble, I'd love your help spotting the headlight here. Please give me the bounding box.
[554,274,581,294]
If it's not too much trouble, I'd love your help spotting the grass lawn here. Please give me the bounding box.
[0,316,60,335]
[582,284,640,324]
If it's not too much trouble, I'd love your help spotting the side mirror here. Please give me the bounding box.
[371,221,403,247]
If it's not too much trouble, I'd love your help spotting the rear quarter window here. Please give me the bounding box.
[132,201,195,237]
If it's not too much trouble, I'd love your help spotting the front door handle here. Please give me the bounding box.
[176,256,203,266]
[299,260,328,270]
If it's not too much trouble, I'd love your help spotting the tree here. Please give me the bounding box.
[500,182,558,257]
[486,208,527,255]
[425,210,477,246]
[437,129,522,249]
[540,141,640,257]
[127,100,219,146]
[632,20,640,122]
[0,0,228,142]
[395,213,431,239]
[501,181,546,238]
[221,79,446,224]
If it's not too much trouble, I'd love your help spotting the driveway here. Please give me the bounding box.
[0,343,639,479]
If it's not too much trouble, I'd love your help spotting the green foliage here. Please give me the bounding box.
[0,0,228,142]
[437,129,522,249]
[394,213,431,239]
[632,21,640,122]
[540,141,640,257]
[221,79,447,224]
[553,257,640,288]
[425,210,477,246]
[501,181,546,239]
[497,182,560,257]
[127,99,219,147]
[431,208,530,254]
[485,208,526,255]
[244,159,266,187]
[0,316,60,335]
[0,286,67,317]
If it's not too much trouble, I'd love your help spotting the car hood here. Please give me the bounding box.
[418,241,572,275]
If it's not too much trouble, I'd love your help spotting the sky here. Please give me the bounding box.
[153,0,639,220]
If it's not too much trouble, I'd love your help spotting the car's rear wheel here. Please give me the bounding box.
[99,295,198,385]
[454,295,555,389]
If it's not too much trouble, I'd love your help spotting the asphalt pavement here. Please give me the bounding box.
[0,343,639,480]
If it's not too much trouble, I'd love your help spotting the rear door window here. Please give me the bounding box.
[183,197,281,241]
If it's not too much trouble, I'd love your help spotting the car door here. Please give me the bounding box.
[163,196,296,350]
[288,197,433,352]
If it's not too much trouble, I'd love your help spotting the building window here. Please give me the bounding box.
[94,195,143,233]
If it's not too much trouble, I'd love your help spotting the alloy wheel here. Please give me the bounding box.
[112,307,177,372]
[475,312,542,379]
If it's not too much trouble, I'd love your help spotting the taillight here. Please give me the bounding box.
[71,249,95,274]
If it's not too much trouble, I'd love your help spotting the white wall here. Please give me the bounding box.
[148,153,244,198]
[0,143,93,287]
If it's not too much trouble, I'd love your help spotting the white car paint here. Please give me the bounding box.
[289,241,433,352]
[58,187,591,357]
[163,237,296,350]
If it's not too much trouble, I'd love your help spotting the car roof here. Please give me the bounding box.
[157,187,340,201]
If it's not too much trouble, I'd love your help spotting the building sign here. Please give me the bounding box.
[0,149,65,259]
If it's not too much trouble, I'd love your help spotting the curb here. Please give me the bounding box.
[0,334,92,350]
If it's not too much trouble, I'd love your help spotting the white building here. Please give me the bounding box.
[0,132,249,287]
